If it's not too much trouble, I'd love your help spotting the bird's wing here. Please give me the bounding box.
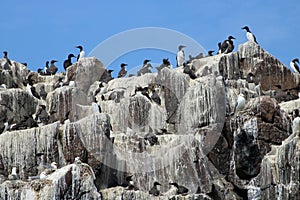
[295,63,300,73]
[220,40,229,53]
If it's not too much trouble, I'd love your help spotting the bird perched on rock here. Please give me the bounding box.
[28,171,47,180]
[233,93,246,114]
[176,45,186,67]
[207,50,214,56]
[118,63,127,78]
[8,167,19,180]
[292,109,300,134]
[121,175,137,190]
[26,83,40,99]
[76,45,85,61]
[150,88,161,105]
[2,51,12,69]
[144,132,159,146]
[35,105,49,125]
[156,58,171,72]
[217,42,222,54]
[135,86,151,100]
[100,69,114,83]
[137,59,152,76]
[242,26,258,44]
[39,85,47,100]
[43,61,50,75]
[169,182,189,195]
[290,58,300,73]
[183,63,197,79]
[63,53,76,71]
[10,115,38,130]
[149,181,161,196]
[46,60,58,75]
[220,36,235,54]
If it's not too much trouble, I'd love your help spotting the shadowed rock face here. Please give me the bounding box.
[0,43,299,199]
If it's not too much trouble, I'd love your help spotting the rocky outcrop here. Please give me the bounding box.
[0,42,299,199]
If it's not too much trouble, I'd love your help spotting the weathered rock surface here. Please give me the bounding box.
[0,43,299,200]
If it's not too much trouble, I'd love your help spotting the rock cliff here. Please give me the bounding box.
[0,42,299,199]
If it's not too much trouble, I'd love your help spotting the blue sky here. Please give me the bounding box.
[1,1,299,76]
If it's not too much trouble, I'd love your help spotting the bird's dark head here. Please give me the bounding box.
[46,61,49,66]
[51,60,58,64]
[143,59,151,64]
[125,175,133,181]
[108,69,114,73]
[228,36,236,40]
[40,105,46,110]
[154,181,161,186]
[218,42,222,48]
[242,26,250,32]
[178,45,186,51]
[293,58,299,63]
[121,63,127,68]
[162,58,170,65]
[76,45,83,51]
[208,50,214,55]
[169,182,179,187]
[3,51,8,57]
[68,54,76,59]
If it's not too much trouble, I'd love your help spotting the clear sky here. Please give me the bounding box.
[1,0,299,76]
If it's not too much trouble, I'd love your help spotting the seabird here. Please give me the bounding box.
[176,45,186,67]
[76,45,85,61]
[35,105,49,125]
[46,60,58,75]
[8,167,19,180]
[217,42,222,54]
[149,181,161,196]
[37,68,44,75]
[220,36,235,54]
[26,83,40,99]
[169,182,189,195]
[137,59,152,76]
[156,58,171,71]
[290,58,300,73]
[135,86,151,100]
[117,63,128,78]
[2,122,9,133]
[44,61,50,75]
[183,63,197,79]
[63,53,76,71]
[292,109,300,134]
[242,26,258,44]
[28,171,47,181]
[207,50,214,56]
[144,132,158,146]
[233,93,246,114]
[100,69,114,83]
[121,175,134,188]
[3,51,12,68]
[0,84,7,89]
[151,89,161,105]
[39,85,47,100]
[10,115,38,130]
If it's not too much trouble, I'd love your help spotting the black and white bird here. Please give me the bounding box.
[183,63,197,79]
[35,105,49,125]
[76,45,85,61]
[137,59,152,76]
[207,50,214,56]
[8,167,19,180]
[149,181,161,196]
[100,69,114,83]
[156,58,171,72]
[118,63,127,78]
[220,36,235,54]
[26,83,40,99]
[176,45,186,67]
[169,182,189,195]
[144,132,158,146]
[242,26,258,44]
[39,85,47,100]
[63,54,76,71]
[2,51,12,69]
[46,60,58,75]
[290,58,300,73]
[233,93,246,114]
[151,89,161,105]
[217,42,222,54]
[44,61,50,75]
[121,175,135,189]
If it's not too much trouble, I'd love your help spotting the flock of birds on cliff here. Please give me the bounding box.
[1,25,300,196]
